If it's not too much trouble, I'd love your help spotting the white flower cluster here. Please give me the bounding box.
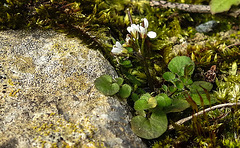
[127,18,157,39]
[111,18,157,55]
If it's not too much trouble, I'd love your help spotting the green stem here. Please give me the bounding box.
[135,38,141,53]
[140,38,154,91]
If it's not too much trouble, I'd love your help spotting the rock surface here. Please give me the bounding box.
[0,29,146,148]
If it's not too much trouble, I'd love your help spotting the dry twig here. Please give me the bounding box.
[168,102,240,130]
[150,0,240,17]
[150,0,210,13]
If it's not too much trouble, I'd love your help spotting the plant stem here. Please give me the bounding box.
[168,102,240,130]
[140,38,154,91]
[127,8,133,25]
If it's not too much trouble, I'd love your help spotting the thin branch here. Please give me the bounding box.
[127,8,133,25]
[150,0,240,17]
[168,102,240,130]
[150,0,210,13]
[226,42,240,49]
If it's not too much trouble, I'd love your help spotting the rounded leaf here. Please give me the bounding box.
[134,96,157,111]
[155,93,172,107]
[169,86,177,93]
[210,0,240,14]
[180,76,193,85]
[140,93,152,100]
[121,60,132,68]
[175,80,184,90]
[94,75,120,96]
[168,56,195,76]
[164,98,190,113]
[148,97,158,108]
[119,84,132,99]
[163,72,175,81]
[115,77,124,86]
[134,99,149,111]
[131,111,168,139]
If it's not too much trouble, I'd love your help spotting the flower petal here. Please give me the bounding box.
[127,27,132,34]
[131,24,140,32]
[111,47,122,54]
[111,41,124,54]
[143,18,148,28]
[147,31,157,38]
[115,41,122,48]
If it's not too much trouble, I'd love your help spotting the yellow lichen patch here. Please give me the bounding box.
[9,89,20,97]
[7,79,15,86]
[31,113,101,147]
[14,56,36,74]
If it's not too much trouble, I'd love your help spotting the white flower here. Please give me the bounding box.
[124,34,131,47]
[142,18,149,28]
[147,31,157,38]
[127,24,140,39]
[139,18,157,39]
[111,41,124,55]
[139,26,147,38]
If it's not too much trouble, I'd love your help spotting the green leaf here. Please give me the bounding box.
[155,93,172,108]
[131,93,140,102]
[119,84,132,99]
[163,72,175,81]
[148,97,158,108]
[134,99,149,111]
[121,60,132,68]
[169,86,177,93]
[189,81,213,93]
[184,64,194,76]
[168,56,195,76]
[175,80,184,90]
[126,74,142,86]
[161,84,168,92]
[210,0,240,14]
[191,93,216,105]
[115,77,124,86]
[136,110,146,117]
[126,47,133,53]
[134,93,157,110]
[140,93,152,100]
[164,98,190,113]
[94,75,120,96]
[131,111,168,139]
[180,76,193,85]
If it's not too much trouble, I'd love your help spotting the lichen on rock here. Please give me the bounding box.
[0,29,146,148]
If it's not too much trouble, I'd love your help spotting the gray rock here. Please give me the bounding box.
[0,29,146,148]
[195,20,218,33]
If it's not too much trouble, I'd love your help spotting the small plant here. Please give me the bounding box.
[130,56,215,139]
[94,10,216,139]
[94,75,132,99]
[95,56,215,139]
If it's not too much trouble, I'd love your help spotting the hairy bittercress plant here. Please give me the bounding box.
[131,56,215,139]
[94,15,215,139]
